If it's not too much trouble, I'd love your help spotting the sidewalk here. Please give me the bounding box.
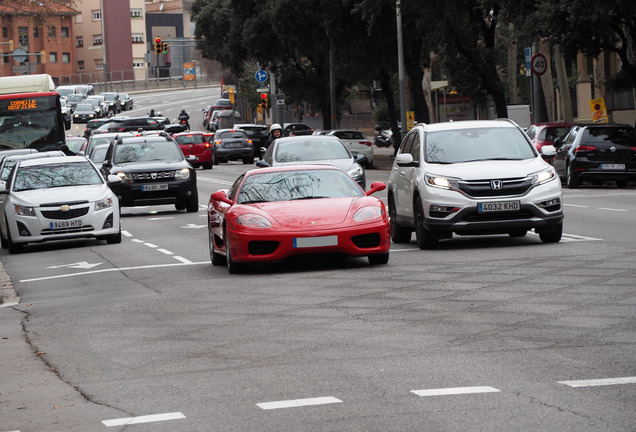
[371,144,396,171]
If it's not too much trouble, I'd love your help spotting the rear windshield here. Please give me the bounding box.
[333,131,366,140]
[583,127,636,145]
[218,131,247,139]
[175,134,205,145]
[275,139,350,162]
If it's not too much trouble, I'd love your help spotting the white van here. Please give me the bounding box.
[506,105,531,129]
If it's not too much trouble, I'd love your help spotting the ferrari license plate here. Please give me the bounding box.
[50,219,83,230]
[478,201,520,213]
[293,235,338,248]
[142,184,168,191]
[601,163,625,170]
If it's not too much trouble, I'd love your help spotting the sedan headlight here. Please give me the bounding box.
[116,172,133,184]
[346,163,364,178]
[175,168,190,180]
[353,206,383,222]
[95,197,114,211]
[235,213,272,228]
[532,167,557,185]
[425,173,460,190]
[14,204,35,217]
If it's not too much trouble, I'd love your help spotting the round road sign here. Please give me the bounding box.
[531,53,547,76]
[12,48,27,63]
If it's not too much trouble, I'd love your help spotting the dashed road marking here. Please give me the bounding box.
[558,377,636,388]
[411,386,500,397]
[257,396,343,410]
[102,412,186,427]
[598,207,628,212]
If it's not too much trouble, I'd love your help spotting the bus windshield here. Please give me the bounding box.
[0,92,66,151]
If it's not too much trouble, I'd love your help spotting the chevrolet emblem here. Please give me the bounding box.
[59,205,70,212]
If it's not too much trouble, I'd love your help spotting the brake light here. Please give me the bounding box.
[360,141,372,147]
[247,139,253,144]
[575,145,596,153]
[205,142,210,148]
[214,140,222,145]
[630,146,636,152]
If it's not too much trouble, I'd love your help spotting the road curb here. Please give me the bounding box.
[0,259,19,307]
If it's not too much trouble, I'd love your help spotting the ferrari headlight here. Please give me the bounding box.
[235,213,272,228]
[346,163,364,178]
[14,204,35,217]
[175,168,190,180]
[532,167,557,185]
[95,197,113,211]
[353,206,383,222]
[116,172,133,184]
[425,173,459,190]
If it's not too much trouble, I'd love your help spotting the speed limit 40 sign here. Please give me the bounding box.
[531,53,547,76]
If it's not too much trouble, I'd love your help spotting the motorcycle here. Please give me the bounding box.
[374,125,393,148]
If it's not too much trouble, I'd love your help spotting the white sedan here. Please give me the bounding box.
[327,130,374,167]
[0,156,121,253]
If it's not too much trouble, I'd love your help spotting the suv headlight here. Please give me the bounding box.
[116,172,133,184]
[175,168,190,180]
[347,163,364,178]
[14,204,35,216]
[95,197,114,211]
[425,174,460,190]
[532,167,557,185]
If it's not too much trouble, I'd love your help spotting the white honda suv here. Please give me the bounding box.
[387,119,563,249]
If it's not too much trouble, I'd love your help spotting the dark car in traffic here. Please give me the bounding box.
[119,93,133,111]
[100,133,199,212]
[99,117,164,133]
[72,103,98,123]
[553,123,636,188]
[211,129,254,164]
[283,122,314,136]
[234,123,268,157]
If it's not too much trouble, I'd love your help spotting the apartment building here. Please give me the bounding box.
[0,2,77,79]
[72,0,147,82]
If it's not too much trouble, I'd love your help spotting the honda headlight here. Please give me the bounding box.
[14,204,35,217]
[347,163,364,178]
[353,206,383,222]
[236,213,272,228]
[425,174,460,190]
[175,168,190,180]
[532,167,557,185]
[95,197,114,211]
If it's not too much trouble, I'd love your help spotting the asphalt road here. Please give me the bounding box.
[1,88,635,431]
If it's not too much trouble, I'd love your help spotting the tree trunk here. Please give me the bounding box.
[380,68,401,155]
[539,40,555,121]
[554,44,573,122]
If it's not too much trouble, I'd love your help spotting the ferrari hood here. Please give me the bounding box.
[251,197,355,226]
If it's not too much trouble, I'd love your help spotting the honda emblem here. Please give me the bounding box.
[490,180,503,190]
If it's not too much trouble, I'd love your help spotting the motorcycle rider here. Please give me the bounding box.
[149,109,156,117]
[265,123,283,149]
[178,109,190,130]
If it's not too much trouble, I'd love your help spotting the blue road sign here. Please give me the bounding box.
[255,70,268,83]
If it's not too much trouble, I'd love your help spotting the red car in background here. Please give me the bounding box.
[208,164,390,274]
[526,122,574,161]
[173,131,213,169]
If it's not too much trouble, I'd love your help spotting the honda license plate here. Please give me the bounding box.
[478,201,520,213]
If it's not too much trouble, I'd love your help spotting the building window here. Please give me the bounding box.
[49,52,57,63]
[75,14,82,23]
[18,27,28,49]
[95,60,104,70]
[62,52,70,63]
[77,60,85,71]
[131,9,143,19]
[33,27,39,38]
[93,34,102,45]
[76,37,83,47]
[133,61,144,68]
[48,26,56,37]
[92,10,101,21]
[132,34,144,43]
[61,27,69,38]
[2,27,7,38]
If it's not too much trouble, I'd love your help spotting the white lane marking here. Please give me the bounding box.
[131,239,144,243]
[144,242,158,248]
[564,204,588,208]
[148,217,174,220]
[528,232,602,242]
[122,230,133,237]
[102,411,186,427]
[157,248,173,255]
[558,377,636,388]
[597,207,628,212]
[20,262,210,283]
[198,177,234,185]
[173,256,193,264]
[47,261,102,269]
[257,396,343,410]
[182,223,206,229]
[411,386,500,397]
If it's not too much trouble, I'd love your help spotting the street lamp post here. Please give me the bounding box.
[396,0,407,142]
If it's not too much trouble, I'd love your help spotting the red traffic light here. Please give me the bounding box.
[155,37,162,44]
[260,93,267,100]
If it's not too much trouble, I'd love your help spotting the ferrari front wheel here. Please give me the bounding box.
[225,232,247,274]
[368,252,389,265]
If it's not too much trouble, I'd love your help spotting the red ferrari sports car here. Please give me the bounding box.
[208,165,390,273]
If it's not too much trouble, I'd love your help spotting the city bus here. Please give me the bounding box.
[0,74,66,151]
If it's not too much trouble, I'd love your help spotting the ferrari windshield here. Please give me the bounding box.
[13,162,102,191]
[425,127,536,163]
[237,169,363,204]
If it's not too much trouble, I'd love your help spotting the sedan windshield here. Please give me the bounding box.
[237,169,363,204]
[425,127,536,163]
[13,162,102,191]
[275,139,350,162]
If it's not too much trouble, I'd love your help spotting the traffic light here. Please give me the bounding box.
[154,37,162,54]
[228,87,235,104]
[162,42,168,54]
[260,93,268,110]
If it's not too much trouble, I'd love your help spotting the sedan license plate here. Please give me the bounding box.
[142,184,168,191]
[293,235,338,248]
[226,142,243,148]
[50,219,83,230]
[478,201,520,213]
[601,163,625,170]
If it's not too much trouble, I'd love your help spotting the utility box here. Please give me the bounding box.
[506,105,532,129]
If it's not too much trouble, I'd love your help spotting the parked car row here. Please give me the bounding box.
[55,85,133,124]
